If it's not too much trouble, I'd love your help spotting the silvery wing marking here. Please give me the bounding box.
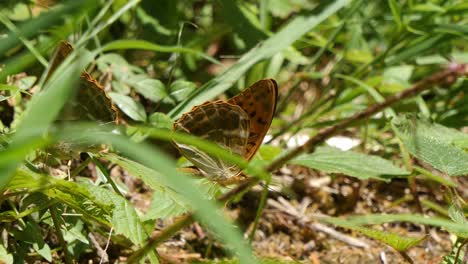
[173,102,250,179]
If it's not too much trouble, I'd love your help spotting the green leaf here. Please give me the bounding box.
[109,92,147,122]
[320,216,425,252]
[164,80,196,104]
[90,184,146,245]
[380,65,413,93]
[447,205,467,226]
[289,146,409,181]
[33,241,52,262]
[392,116,468,176]
[62,221,89,244]
[411,3,446,13]
[17,76,37,90]
[385,35,445,65]
[129,76,167,103]
[149,112,173,129]
[387,0,402,31]
[345,214,468,238]
[218,0,267,48]
[100,153,189,219]
[144,190,189,221]
[0,0,96,57]
[12,221,52,262]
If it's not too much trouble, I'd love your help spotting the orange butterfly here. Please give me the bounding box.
[173,79,278,181]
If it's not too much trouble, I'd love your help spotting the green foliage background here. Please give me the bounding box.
[0,0,467,263]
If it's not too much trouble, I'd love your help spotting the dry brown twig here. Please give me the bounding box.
[267,197,370,248]
[127,64,468,263]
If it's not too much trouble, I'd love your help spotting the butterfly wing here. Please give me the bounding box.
[228,79,278,160]
[46,41,118,123]
[173,102,250,180]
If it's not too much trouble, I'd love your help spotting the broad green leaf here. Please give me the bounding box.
[109,92,147,122]
[392,116,468,176]
[89,184,146,245]
[169,0,349,119]
[164,80,196,104]
[380,65,413,93]
[149,112,173,129]
[62,221,89,244]
[144,190,189,221]
[129,77,166,102]
[289,146,409,181]
[320,216,425,252]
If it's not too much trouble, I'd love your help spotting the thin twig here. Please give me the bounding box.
[127,215,193,263]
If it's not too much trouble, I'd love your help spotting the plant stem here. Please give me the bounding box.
[50,205,72,264]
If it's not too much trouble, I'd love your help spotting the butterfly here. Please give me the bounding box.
[47,41,119,123]
[44,41,119,159]
[173,79,278,182]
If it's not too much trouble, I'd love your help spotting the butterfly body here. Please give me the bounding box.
[173,79,278,181]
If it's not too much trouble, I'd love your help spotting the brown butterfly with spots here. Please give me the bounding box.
[173,79,278,182]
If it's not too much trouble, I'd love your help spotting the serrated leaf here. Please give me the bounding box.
[320,216,425,252]
[346,213,468,238]
[392,116,468,176]
[289,146,409,181]
[442,239,466,264]
[109,92,147,122]
[101,153,189,219]
[62,221,89,244]
[448,205,467,226]
[8,168,147,245]
[144,190,188,221]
